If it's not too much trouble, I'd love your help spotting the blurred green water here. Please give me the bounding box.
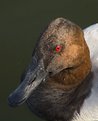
[0,0,98,121]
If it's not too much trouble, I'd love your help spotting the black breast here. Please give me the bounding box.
[26,72,93,121]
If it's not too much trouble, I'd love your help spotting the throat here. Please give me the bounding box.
[27,72,93,121]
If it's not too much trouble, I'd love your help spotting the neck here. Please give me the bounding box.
[48,72,93,121]
[27,72,93,121]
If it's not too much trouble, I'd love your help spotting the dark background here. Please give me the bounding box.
[0,0,98,121]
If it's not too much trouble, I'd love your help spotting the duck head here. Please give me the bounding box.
[8,18,91,107]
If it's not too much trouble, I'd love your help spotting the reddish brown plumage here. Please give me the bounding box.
[39,18,91,90]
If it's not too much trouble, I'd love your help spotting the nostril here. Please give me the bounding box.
[49,71,53,76]
[28,75,36,85]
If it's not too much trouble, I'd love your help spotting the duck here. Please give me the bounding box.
[8,18,98,121]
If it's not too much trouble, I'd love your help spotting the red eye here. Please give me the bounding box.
[55,45,62,52]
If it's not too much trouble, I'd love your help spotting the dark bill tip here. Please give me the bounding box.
[8,92,27,107]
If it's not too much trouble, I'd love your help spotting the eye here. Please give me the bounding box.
[55,45,62,52]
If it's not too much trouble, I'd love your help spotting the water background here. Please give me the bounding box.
[0,0,98,120]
